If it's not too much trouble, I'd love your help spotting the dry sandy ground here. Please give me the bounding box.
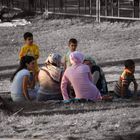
[0,16,140,66]
[0,100,140,140]
[0,16,140,139]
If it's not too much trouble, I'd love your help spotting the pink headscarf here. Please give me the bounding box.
[70,51,84,65]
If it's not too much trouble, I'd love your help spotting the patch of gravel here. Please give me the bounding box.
[0,104,140,139]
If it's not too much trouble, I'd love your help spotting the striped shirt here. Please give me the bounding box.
[114,68,136,96]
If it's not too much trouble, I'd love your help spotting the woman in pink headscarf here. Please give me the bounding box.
[61,51,102,102]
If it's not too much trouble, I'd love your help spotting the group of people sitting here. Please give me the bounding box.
[10,32,138,103]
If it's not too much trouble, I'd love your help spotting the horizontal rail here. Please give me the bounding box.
[100,15,140,21]
[48,12,97,17]
[1,0,140,22]
[119,8,134,10]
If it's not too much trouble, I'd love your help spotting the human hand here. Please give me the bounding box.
[34,55,39,59]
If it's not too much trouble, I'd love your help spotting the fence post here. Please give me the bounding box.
[105,0,107,16]
[90,0,92,15]
[84,0,86,14]
[59,0,63,12]
[139,0,140,17]
[111,0,113,16]
[44,0,49,18]
[53,0,55,12]
[40,0,43,12]
[96,0,100,23]
[28,0,34,12]
[65,0,67,13]
[78,0,80,14]
[118,0,120,17]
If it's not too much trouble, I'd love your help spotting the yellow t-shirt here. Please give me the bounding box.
[19,43,40,72]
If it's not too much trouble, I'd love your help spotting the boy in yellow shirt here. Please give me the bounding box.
[19,32,40,73]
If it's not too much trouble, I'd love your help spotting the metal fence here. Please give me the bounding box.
[0,0,140,21]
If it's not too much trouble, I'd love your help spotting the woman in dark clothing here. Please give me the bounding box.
[83,56,108,96]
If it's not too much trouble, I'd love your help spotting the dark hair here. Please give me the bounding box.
[124,59,135,68]
[69,38,78,44]
[23,32,33,40]
[11,55,35,82]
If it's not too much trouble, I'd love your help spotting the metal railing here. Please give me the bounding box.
[0,0,140,22]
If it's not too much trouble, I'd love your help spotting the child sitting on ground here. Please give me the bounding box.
[19,32,40,80]
[61,51,102,102]
[10,56,37,102]
[114,59,138,98]
[37,53,63,101]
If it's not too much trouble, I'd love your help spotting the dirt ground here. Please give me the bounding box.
[0,99,140,140]
[1,16,140,66]
[0,16,140,139]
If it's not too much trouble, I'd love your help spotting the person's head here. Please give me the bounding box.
[11,55,35,81]
[83,55,96,69]
[83,60,93,69]
[20,55,35,71]
[70,51,84,65]
[68,38,78,52]
[24,32,33,45]
[124,59,135,73]
[45,53,62,67]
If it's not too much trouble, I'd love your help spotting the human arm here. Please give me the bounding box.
[34,45,39,60]
[88,72,93,82]
[133,80,138,96]
[61,73,70,100]
[22,75,31,101]
[19,47,25,60]
[92,71,100,85]
[63,55,67,70]
[120,71,128,97]
[28,71,36,89]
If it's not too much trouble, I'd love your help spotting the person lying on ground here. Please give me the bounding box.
[114,59,138,98]
[37,53,63,101]
[83,55,108,96]
[61,51,102,102]
[10,55,37,102]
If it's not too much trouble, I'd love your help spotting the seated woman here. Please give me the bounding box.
[10,55,37,102]
[83,56,108,96]
[37,53,63,101]
[61,51,102,102]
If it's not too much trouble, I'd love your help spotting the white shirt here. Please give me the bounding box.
[11,69,30,97]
